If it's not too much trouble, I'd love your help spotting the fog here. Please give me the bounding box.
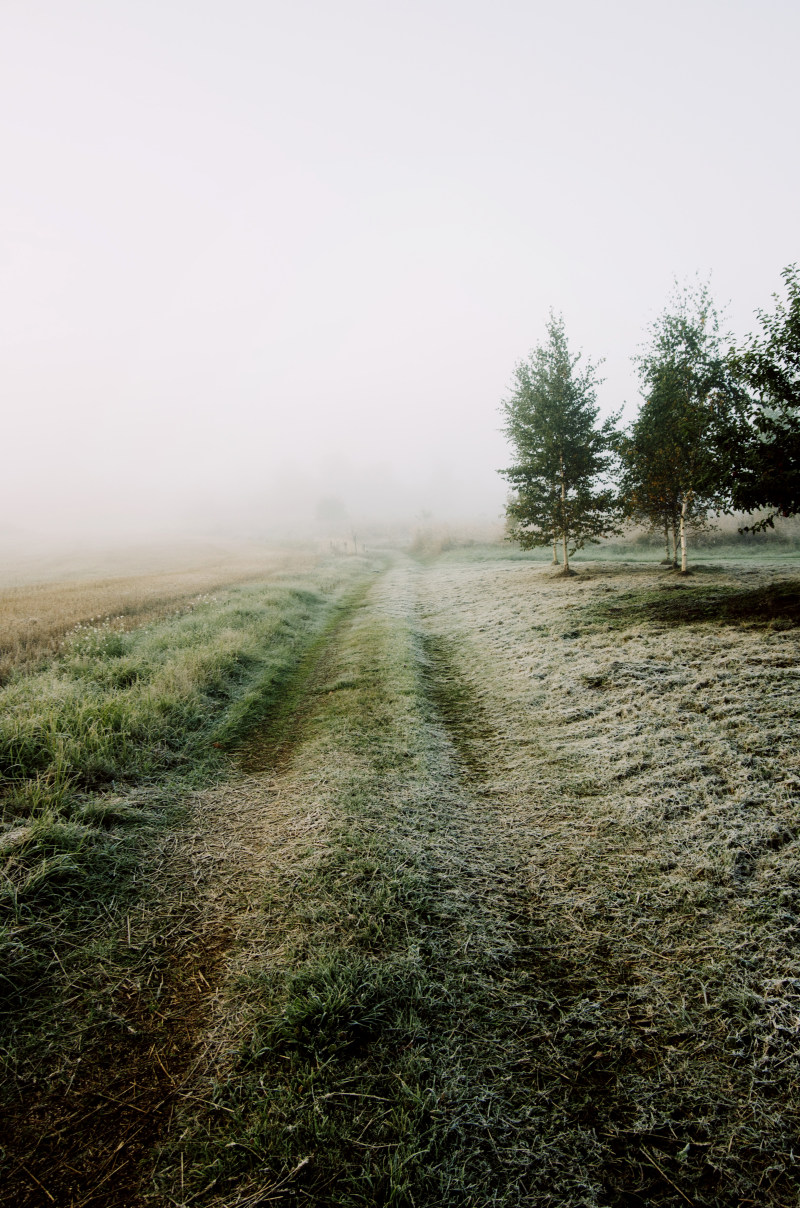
[2,0,798,547]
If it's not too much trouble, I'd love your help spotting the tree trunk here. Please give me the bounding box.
[671,524,679,567]
[664,522,670,562]
[679,491,693,573]
[552,540,559,564]
[560,462,569,572]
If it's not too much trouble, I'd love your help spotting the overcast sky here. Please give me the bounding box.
[2,0,798,539]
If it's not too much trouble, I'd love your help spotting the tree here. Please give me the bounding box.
[631,281,748,572]
[617,384,683,565]
[499,314,620,574]
[728,264,800,526]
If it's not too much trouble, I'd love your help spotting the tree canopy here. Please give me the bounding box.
[628,281,749,571]
[617,381,683,565]
[729,264,800,525]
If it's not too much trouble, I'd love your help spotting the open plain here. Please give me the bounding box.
[2,547,799,1207]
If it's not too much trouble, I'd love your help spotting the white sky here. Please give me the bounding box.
[2,0,798,538]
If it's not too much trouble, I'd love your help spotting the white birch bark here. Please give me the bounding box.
[560,458,569,573]
[679,491,694,573]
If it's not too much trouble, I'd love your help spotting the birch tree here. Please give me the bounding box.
[500,314,620,573]
[617,387,682,565]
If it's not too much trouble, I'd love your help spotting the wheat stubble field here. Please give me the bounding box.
[2,547,799,1207]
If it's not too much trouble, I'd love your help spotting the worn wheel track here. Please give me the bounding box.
[1,576,379,1208]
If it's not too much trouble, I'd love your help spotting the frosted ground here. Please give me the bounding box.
[2,548,799,1207]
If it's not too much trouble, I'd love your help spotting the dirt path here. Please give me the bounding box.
[7,553,800,1207]
[145,556,577,1205]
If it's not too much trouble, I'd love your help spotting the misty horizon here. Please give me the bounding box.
[3,0,798,546]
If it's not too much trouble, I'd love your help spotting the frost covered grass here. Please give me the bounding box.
[6,549,799,1205]
[431,538,800,569]
[589,577,800,628]
[418,552,800,1205]
[156,554,800,1208]
[152,565,578,1206]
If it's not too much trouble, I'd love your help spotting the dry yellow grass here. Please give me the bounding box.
[0,547,318,681]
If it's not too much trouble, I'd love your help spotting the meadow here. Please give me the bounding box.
[0,542,317,681]
[1,542,799,1207]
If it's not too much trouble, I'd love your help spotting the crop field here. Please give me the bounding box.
[0,544,317,682]
[2,546,799,1207]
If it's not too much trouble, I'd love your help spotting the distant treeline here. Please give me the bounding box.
[500,266,800,572]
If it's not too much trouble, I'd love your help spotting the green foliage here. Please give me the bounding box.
[729,264,800,525]
[500,314,620,566]
[617,381,683,559]
[634,281,746,508]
